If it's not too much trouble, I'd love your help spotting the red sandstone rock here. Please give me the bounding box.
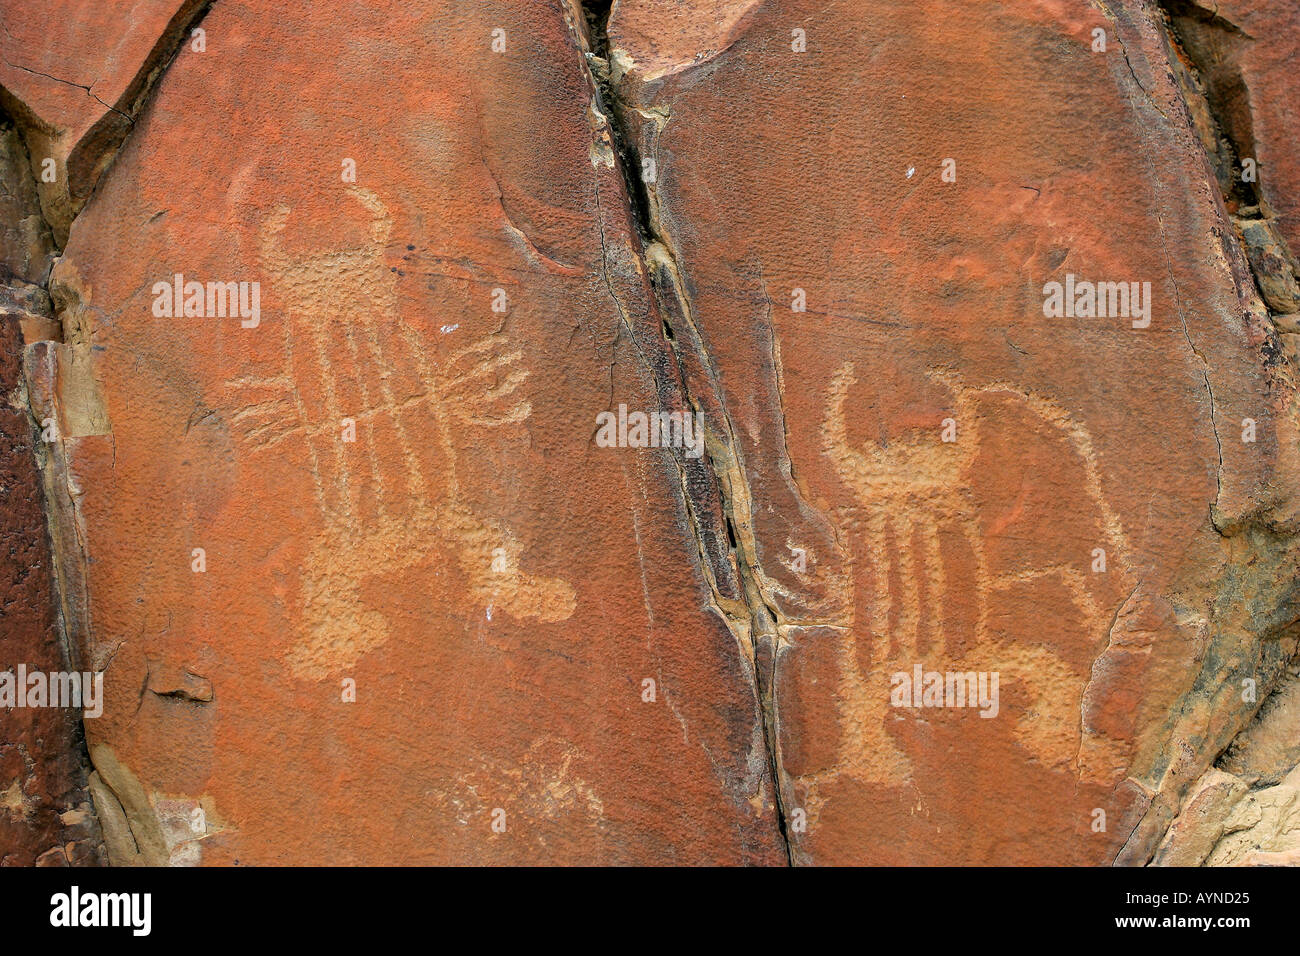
[12,0,786,866]
[1186,0,1300,254]
[1,0,1297,866]
[0,117,101,866]
[0,0,208,245]
[605,0,1300,865]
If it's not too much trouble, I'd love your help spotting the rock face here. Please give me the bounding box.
[0,118,102,866]
[1154,664,1300,865]
[0,0,1297,865]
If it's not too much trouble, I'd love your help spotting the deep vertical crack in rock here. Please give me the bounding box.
[1156,1,1300,325]
[0,0,220,865]
[1087,1,1300,866]
[570,0,795,863]
[0,0,217,246]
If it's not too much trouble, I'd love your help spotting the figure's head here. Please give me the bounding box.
[826,361,972,506]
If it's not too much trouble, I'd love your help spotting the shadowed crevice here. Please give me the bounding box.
[571,0,797,865]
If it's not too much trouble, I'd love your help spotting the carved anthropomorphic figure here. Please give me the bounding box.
[226,185,574,679]
[814,361,1134,791]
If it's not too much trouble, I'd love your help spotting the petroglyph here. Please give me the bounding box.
[811,362,1135,792]
[433,735,606,833]
[223,185,574,679]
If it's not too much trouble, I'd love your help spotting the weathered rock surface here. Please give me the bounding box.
[1172,0,1300,253]
[0,117,101,866]
[605,0,1300,864]
[1,0,1298,865]
[0,0,208,244]
[1155,664,1300,865]
[7,0,787,866]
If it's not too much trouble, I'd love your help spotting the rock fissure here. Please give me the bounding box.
[572,0,795,863]
[1157,0,1300,321]
[0,57,132,125]
[0,0,220,867]
[4,0,1300,867]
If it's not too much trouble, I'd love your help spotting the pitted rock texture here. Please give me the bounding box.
[1,0,1298,865]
